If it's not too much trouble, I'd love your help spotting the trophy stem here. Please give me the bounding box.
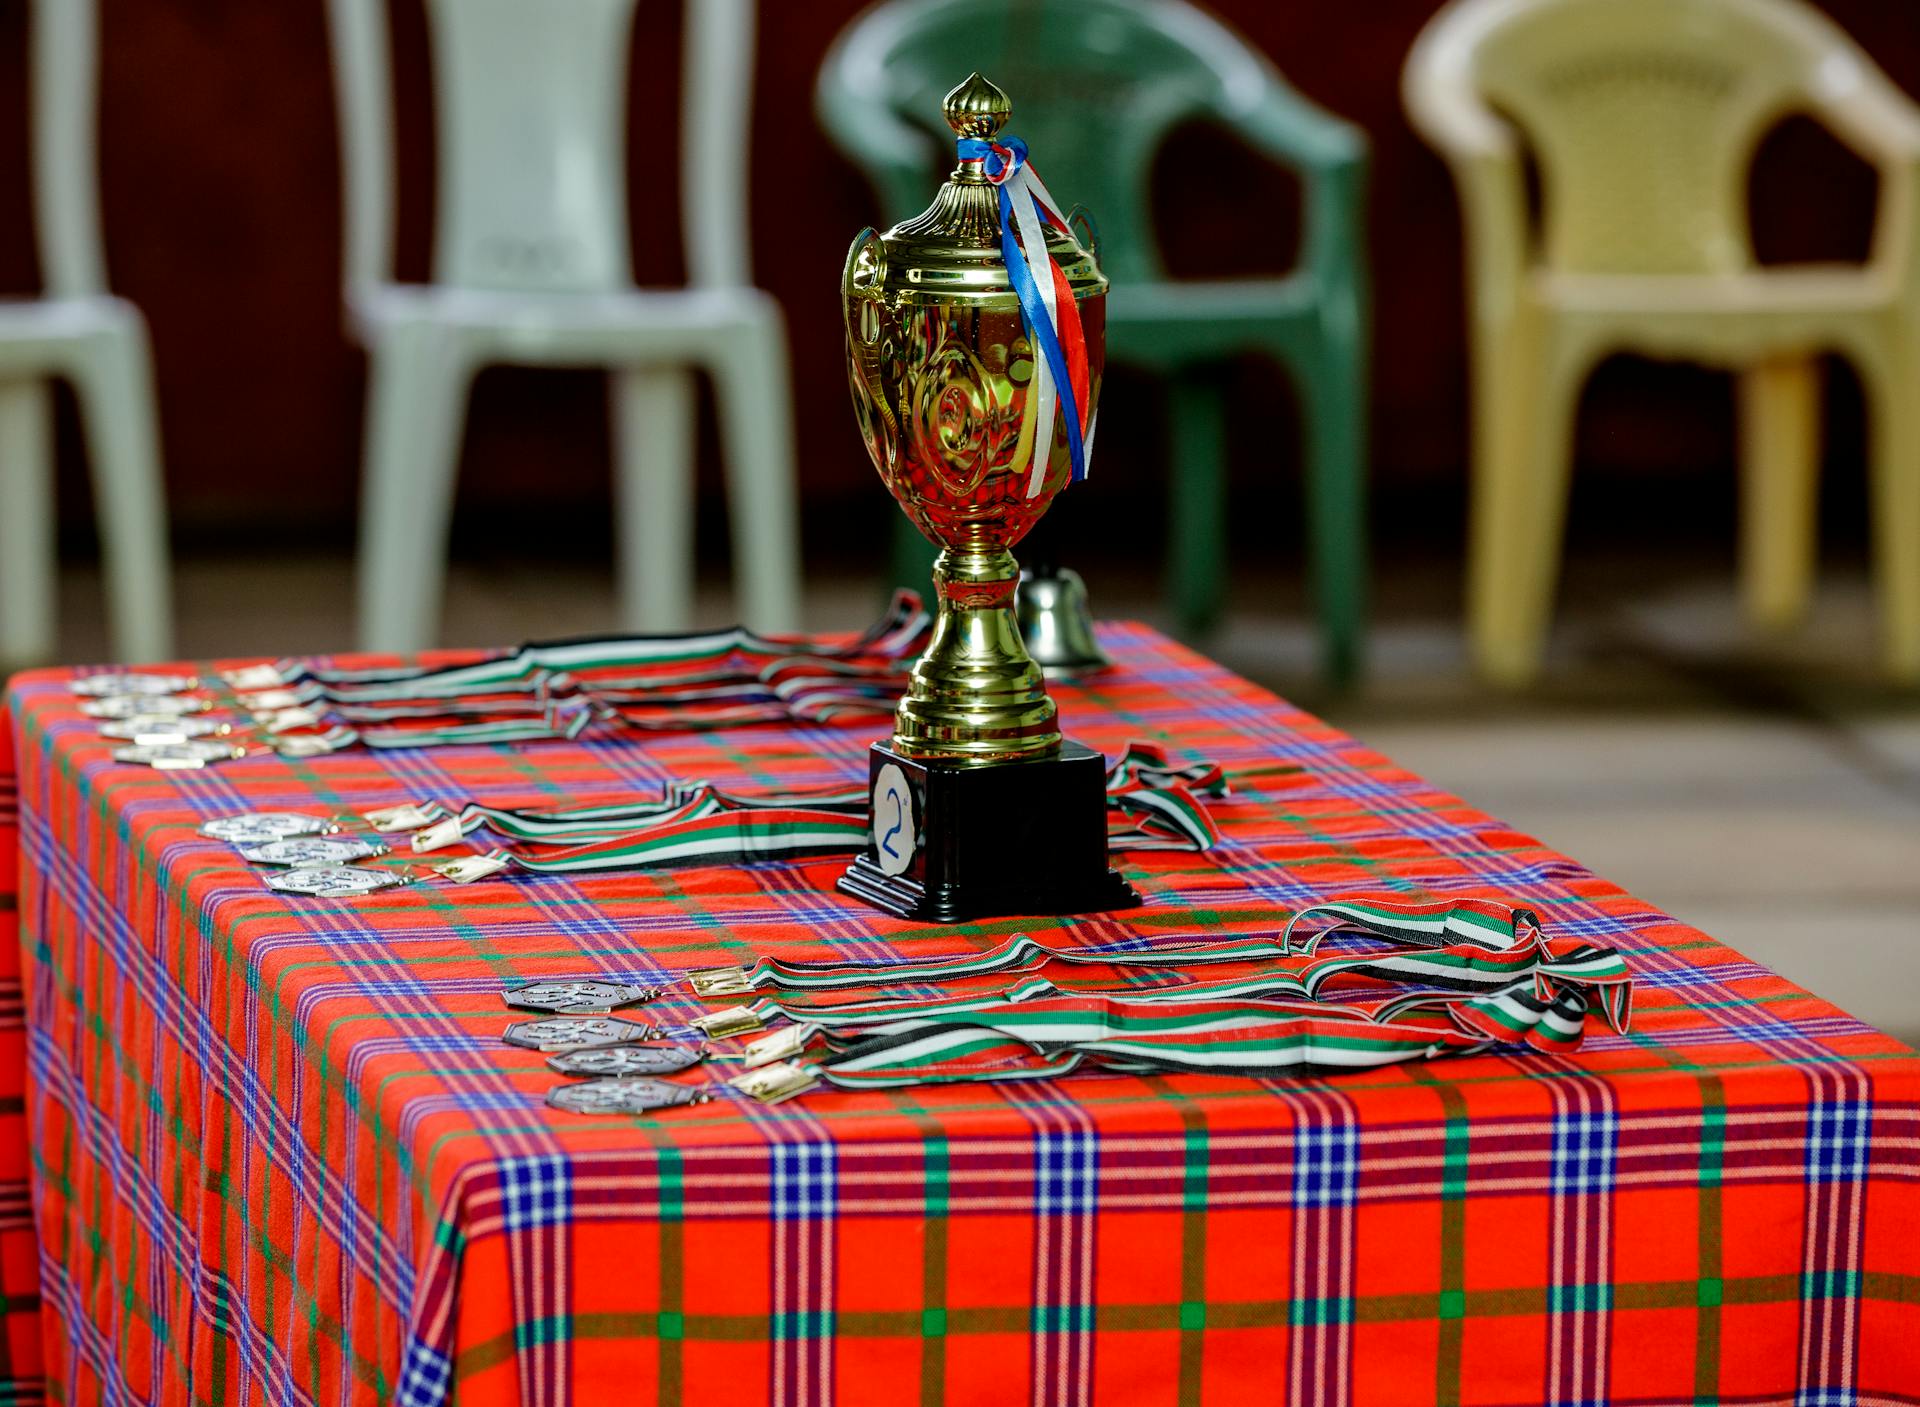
[892,546,1061,765]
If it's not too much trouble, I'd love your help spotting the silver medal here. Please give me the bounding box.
[99,715,232,742]
[70,672,198,697]
[503,979,662,1015]
[503,1016,656,1052]
[83,695,211,720]
[547,1044,706,1078]
[237,834,388,866]
[201,812,339,843]
[545,1077,710,1114]
[263,865,405,898]
[113,740,245,769]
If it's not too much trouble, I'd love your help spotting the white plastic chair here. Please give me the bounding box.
[327,0,803,652]
[0,0,173,666]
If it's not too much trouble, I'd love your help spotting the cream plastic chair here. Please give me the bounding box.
[1406,0,1920,684]
[0,0,172,666]
[327,0,802,652]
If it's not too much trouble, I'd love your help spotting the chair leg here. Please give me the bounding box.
[611,367,697,632]
[1865,339,1920,681]
[356,327,473,653]
[1166,372,1229,636]
[0,379,56,666]
[1468,325,1582,686]
[1737,356,1821,631]
[709,313,801,633]
[1299,336,1370,690]
[70,321,173,662]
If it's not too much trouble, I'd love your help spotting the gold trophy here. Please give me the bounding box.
[837,74,1139,922]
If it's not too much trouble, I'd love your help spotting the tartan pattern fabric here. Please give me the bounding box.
[0,715,44,1404]
[2,623,1918,1406]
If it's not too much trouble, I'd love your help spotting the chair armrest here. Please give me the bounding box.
[1811,52,1920,165]
[1808,56,1920,284]
[1403,53,1529,326]
[1227,81,1367,175]
[1218,85,1369,283]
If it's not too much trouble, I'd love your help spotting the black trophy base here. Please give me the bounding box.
[838,739,1141,924]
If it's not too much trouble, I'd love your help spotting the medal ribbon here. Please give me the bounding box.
[954,134,1093,496]
[388,742,1227,876]
[224,594,931,751]
[1105,741,1228,851]
[422,782,871,873]
[789,981,1589,1089]
[305,701,598,753]
[233,592,928,703]
[721,900,1632,1097]
[410,781,864,845]
[698,900,1622,1005]
[490,807,873,873]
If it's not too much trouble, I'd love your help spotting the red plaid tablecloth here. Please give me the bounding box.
[2,624,1917,1406]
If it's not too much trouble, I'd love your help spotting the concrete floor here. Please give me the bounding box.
[19,549,1920,1045]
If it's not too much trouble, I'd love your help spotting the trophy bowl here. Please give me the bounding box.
[842,72,1107,767]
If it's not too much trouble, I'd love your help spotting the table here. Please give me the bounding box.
[3,624,1918,1406]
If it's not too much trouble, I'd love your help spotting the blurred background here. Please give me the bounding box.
[0,0,1915,1036]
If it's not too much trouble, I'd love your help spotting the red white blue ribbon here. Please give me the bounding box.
[956,135,1094,497]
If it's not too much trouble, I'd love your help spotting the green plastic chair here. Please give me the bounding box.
[818,0,1371,685]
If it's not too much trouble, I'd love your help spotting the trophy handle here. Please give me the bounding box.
[1066,205,1102,265]
[843,227,886,345]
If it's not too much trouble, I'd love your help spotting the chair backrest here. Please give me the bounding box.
[1409,0,1882,275]
[326,0,758,296]
[818,0,1304,286]
[29,0,110,299]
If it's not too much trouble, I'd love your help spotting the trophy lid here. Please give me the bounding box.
[867,73,1105,303]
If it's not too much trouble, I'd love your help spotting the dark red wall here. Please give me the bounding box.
[0,0,1913,550]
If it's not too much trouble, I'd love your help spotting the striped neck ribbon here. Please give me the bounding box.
[379,740,1225,879]
[1106,741,1228,850]
[216,593,931,752]
[955,134,1093,497]
[231,591,927,699]
[705,899,1633,1101]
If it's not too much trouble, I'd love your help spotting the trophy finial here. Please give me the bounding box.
[943,72,1012,139]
